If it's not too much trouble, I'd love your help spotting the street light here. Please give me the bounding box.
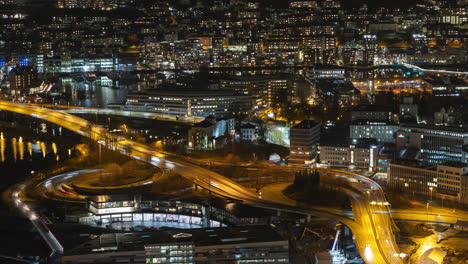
[429,187,433,201]
[426,202,429,221]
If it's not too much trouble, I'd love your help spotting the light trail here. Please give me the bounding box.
[401,62,468,75]
[0,100,404,264]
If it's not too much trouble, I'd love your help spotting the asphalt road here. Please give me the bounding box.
[1,100,403,264]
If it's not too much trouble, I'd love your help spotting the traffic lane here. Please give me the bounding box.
[1,101,401,264]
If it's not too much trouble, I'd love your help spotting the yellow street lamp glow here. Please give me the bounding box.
[364,245,373,260]
[370,201,377,205]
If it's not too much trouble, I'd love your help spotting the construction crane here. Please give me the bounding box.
[329,230,347,263]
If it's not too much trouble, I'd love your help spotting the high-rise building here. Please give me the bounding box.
[289,120,321,165]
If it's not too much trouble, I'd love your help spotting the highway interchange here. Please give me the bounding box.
[0,99,426,264]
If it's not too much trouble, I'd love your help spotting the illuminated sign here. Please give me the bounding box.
[40,123,47,133]
[172,233,193,238]
[92,206,135,215]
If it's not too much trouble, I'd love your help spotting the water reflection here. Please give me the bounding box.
[0,136,63,163]
[59,77,128,108]
[1,135,4,163]
[52,142,57,155]
[27,142,32,157]
[40,142,46,158]
[12,137,17,162]
[19,137,24,161]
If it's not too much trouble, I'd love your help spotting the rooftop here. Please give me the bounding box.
[351,104,393,112]
[65,226,285,256]
[400,123,468,133]
[424,76,468,86]
[350,120,398,126]
[240,123,256,129]
[127,89,250,97]
[391,158,432,169]
[438,161,468,169]
[193,119,215,128]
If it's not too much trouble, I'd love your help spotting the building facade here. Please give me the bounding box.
[62,226,289,264]
[388,161,468,204]
[396,124,468,164]
[350,120,399,143]
[188,117,235,150]
[399,97,418,121]
[219,74,293,107]
[351,104,393,122]
[289,120,321,165]
[125,90,252,118]
[86,195,240,228]
[320,143,378,171]
[240,123,258,142]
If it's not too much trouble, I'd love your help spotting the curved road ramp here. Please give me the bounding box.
[0,100,404,264]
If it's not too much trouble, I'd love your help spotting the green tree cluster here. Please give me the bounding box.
[293,169,320,190]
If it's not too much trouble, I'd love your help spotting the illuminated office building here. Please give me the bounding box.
[350,120,399,143]
[124,90,252,118]
[320,141,378,171]
[289,120,321,165]
[219,75,292,107]
[388,160,468,204]
[396,124,468,164]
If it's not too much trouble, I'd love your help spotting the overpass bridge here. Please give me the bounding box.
[0,100,404,264]
[26,103,203,124]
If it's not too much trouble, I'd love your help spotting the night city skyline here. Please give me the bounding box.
[0,0,467,264]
